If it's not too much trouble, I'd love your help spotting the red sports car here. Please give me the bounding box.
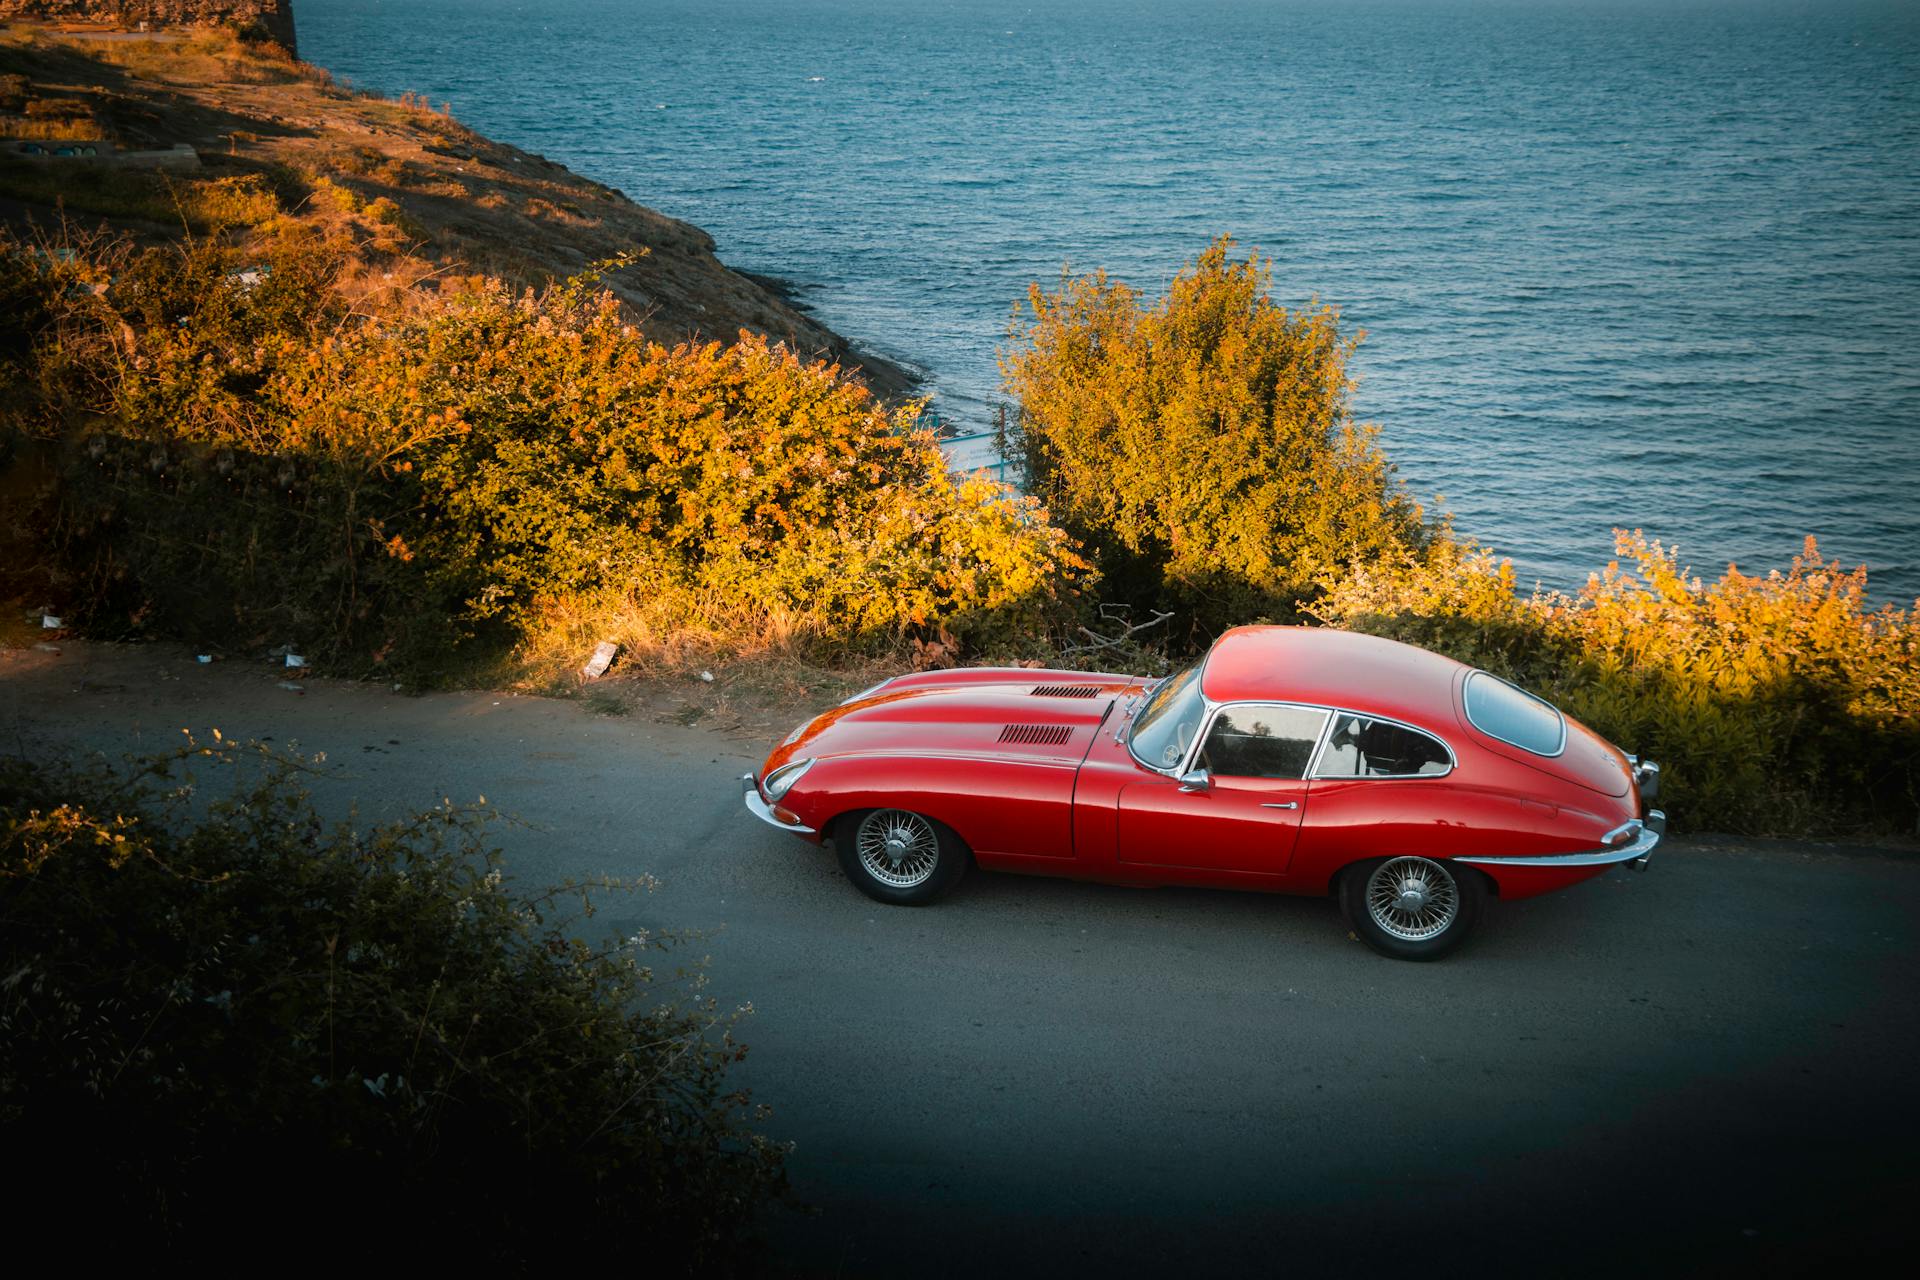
[743,625,1662,959]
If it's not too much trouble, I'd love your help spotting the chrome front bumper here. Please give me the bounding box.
[740,772,816,835]
[1459,810,1663,873]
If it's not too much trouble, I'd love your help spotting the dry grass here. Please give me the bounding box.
[500,585,906,730]
[4,115,106,141]
[86,29,322,89]
[0,165,278,230]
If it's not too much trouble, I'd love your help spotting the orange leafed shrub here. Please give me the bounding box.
[267,279,1088,653]
[1,228,1088,673]
[1315,532,1920,833]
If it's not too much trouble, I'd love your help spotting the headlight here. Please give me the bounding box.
[840,677,894,706]
[762,758,815,801]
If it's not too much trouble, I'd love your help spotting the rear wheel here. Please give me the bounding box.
[834,808,970,906]
[1339,856,1483,961]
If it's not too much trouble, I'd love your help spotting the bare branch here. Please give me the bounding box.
[1060,609,1173,654]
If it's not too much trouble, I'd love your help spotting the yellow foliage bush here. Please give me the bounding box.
[269,277,1087,655]
[1315,532,1920,833]
[1,228,1086,673]
[1003,235,1433,639]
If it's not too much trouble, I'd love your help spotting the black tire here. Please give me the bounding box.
[833,807,970,906]
[1338,855,1484,961]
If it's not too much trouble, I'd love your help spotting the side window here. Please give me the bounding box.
[1315,715,1451,778]
[1200,704,1329,780]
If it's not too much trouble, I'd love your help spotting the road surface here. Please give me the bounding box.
[3,643,1914,1275]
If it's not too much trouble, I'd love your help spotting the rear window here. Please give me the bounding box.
[1464,672,1566,757]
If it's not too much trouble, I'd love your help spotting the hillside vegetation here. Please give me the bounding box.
[0,24,912,393]
[0,27,1911,836]
[1,224,1082,674]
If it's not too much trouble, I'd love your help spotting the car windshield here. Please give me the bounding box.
[1128,663,1207,772]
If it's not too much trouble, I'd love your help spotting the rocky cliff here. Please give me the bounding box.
[0,16,914,398]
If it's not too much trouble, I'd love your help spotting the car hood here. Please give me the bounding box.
[766,669,1147,772]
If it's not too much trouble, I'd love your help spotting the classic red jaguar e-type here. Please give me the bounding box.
[743,626,1662,959]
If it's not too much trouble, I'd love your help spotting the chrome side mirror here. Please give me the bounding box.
[1177,768,1211,794]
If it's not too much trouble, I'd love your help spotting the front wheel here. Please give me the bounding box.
[834,808,970,906]
[1339,855,1484,961]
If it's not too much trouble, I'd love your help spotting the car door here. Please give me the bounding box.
[1116,702,1329,876]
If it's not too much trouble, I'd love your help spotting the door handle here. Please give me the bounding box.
[1261,802,1299,810]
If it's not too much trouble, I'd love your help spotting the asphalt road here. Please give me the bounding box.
[4,643,1915,1276]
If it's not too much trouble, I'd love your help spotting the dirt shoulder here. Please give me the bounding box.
[3,637,1912,860]
[0,635,882,755]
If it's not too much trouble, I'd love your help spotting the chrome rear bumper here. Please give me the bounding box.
[1459,810,1663,873]
[1628,755,1662,803]
[740,772,816,835]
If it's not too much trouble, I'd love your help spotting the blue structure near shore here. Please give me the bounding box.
[938,430,1018,487]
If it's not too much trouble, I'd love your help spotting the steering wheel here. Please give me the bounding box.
[1172,717,1197,762]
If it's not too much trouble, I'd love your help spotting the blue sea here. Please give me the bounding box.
[300,0,1920,602]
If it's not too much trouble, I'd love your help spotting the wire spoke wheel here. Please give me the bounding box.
[1364,856,1460,942]
[855,809,941,889]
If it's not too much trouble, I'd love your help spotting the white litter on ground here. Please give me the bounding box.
[581,641,619,680]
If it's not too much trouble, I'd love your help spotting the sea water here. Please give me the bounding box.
[300,0,1920,601]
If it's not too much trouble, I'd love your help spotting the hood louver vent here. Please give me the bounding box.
[1029,685,1102,699]
[999,724,1076,746]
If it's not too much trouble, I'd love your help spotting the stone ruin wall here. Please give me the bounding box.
[0,1,296,55]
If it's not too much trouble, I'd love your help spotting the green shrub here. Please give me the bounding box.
[0,740,785,1266]
[1314,532,1920,834]
[1002,236,1433,641]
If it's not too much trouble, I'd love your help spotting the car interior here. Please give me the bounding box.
[1315,716,1451,777]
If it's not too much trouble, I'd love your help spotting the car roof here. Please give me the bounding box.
[1198,626,1468,731]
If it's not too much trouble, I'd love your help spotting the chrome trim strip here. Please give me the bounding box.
[740,773,817,835]
[1458,810,1663,871]
[840,676,896,706]
[1300,707,1339,779]
[778,749,1079,771]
